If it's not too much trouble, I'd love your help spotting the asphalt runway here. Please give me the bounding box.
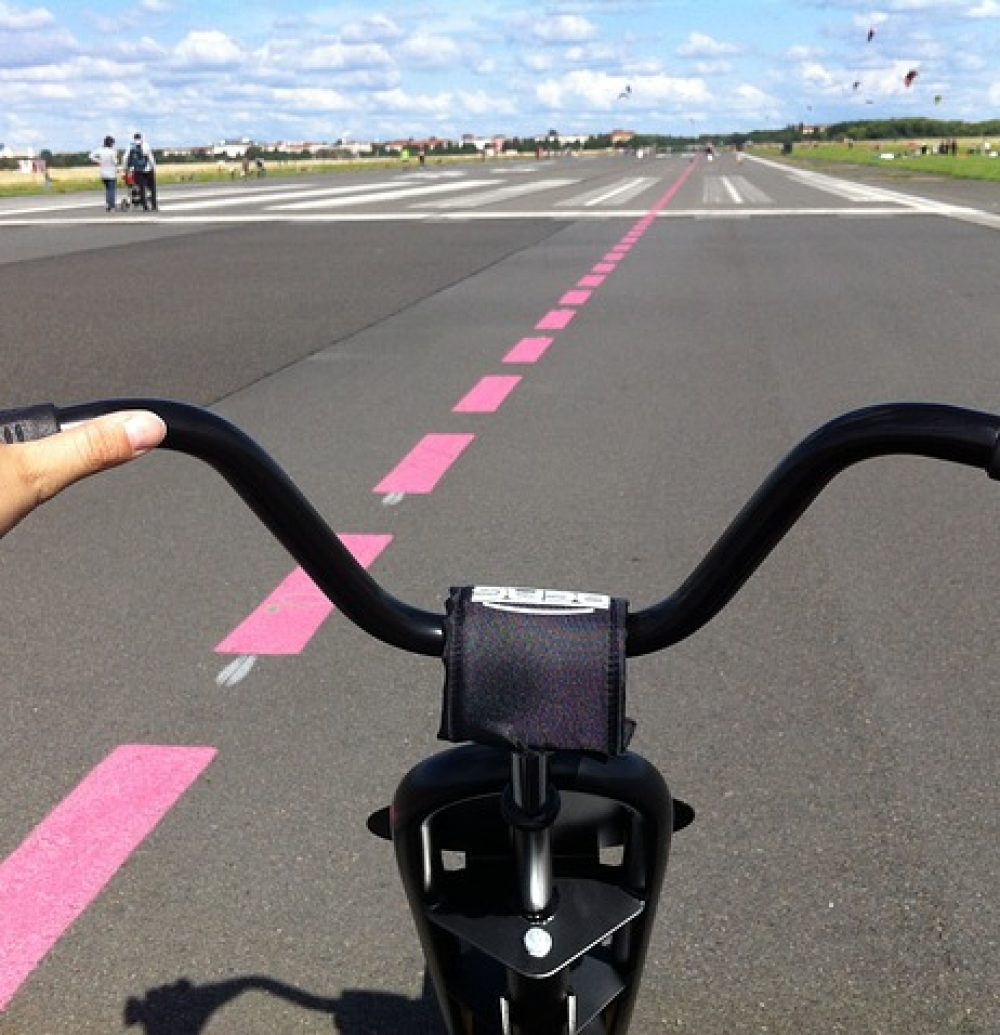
[1,154,999,1034]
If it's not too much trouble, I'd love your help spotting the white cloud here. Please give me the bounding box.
[296,41,393,72]
[398,33,463,67]
[531,14,598,44]
[677,32,741,58]
[112,35,167,60]
[536,70,710,110]
[0,80,73,100]
[990,80,1000,103]
[969,0,1000,15]
[852,12,890,30]
[797,61,841,93]
[0,26,79,66]
[563,43,622,64]
[173,29,244,67]
[458,89,518,117]
[522,53,554,72]
[342,14,403,43]
[731,83,779,113]
[787,44,824,60]
[271,86,354,112]
[689,59,735,75]
[0,1,52,30]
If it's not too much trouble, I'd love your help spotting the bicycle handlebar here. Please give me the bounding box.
[5,399,1000,658]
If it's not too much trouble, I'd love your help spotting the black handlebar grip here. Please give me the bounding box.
[0,404,61,444]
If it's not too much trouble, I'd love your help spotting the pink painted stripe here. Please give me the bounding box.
[504,336,553,364]
[559,289,592,306]
[0,744,216,1011]
[577,274,605,288]
[215,534,393,655]
[603,251,626,262]
[453,375,521,413]
[646,157,698,212]
[592,262,616,274]
[374,433,474,495]
[536,309,575,331]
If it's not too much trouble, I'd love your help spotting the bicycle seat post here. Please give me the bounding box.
[509,750,555,919]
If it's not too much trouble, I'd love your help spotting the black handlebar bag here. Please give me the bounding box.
[439,586,631,760]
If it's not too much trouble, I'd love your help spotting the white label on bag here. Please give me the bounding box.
[470,586,611,615]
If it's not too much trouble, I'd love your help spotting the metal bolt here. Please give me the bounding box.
[523,925,553,958]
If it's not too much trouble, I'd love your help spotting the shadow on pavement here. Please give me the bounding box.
[123,972,444,1034]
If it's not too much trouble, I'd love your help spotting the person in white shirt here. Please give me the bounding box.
[127,132,158,211]
[89,135,119,212]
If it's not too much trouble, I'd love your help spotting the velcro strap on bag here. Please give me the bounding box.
[439,586,631,759]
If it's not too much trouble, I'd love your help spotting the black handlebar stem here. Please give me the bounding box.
[54,399,1000,661]
[625,403,1000,656]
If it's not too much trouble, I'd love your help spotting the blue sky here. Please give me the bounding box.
[1,0,998,151]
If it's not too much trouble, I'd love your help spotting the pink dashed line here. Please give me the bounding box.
[504,336,553,364]
[453,375,521,413]
[215,534,393,655]
[577,275,605,289]
[559,289,592,306]
[373,433,475,495]
[0,744,216,1011]
[592,262,616,274]
[536,309,576,331]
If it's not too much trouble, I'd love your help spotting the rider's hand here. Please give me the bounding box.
[0,411,166,537]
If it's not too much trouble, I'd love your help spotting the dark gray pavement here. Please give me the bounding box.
[1,155,999,1034]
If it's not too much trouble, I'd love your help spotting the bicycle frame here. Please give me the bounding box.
[387,745,676,1034]
[5,397,1000,1034]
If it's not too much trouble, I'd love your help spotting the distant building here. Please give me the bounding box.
[276,141,341,155]
[336,139,374,157]
[384,136,457,153]
[461,133,506,152]
[544,132,588,148]
[1,144,37,160]
[610,129,637,146]
[161,146,211,159]
[212,138,254,158]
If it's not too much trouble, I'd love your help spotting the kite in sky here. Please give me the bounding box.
[934,94,942,105]
[618,85,632,100]
[867,27,876,42]
[904,68,918,88]
[853,81,861,91]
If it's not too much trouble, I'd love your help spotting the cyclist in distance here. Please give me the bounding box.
[0,410,165,537]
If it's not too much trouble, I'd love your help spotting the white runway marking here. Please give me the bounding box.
[413,178,579,210]
[720,175,742,203]
[215,654,257,687]
[268,179,494,210]
[750,154,1000,232]
[703,175,774,205]
[166,180,427,211]
[557,177,658,208]
[727,175,773,204]
[0,207,928,227]
[0,181,321,218]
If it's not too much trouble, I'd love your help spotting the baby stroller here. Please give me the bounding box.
[118,169,143,211]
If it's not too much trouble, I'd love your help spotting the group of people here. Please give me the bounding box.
[89,132,157,212]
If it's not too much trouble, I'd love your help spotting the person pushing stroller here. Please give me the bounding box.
[126,132,157,211]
